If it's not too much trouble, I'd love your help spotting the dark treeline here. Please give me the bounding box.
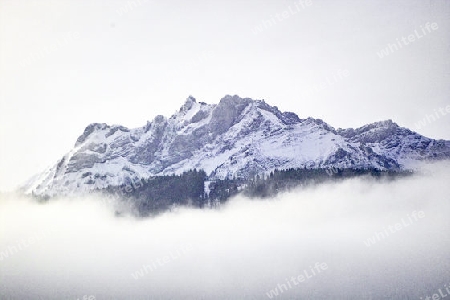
[242,167,411,199]
[105,167,412,216]
[105,169,207,216]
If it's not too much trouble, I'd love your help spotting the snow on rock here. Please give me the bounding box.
[24,95,450,197]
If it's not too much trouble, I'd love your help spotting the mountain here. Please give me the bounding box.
[24,95,450,198]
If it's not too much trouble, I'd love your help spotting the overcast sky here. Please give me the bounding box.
[0,0,449,191]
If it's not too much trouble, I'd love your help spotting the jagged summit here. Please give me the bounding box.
[180,95,197,112]
[25,95,450,197]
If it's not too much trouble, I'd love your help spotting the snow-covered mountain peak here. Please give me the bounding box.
[180,95,197,112]
[359,119,399,132]
[337,119,403,144]
[24,95,450,197]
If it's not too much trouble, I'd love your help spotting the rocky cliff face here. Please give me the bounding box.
[24,95,450,197]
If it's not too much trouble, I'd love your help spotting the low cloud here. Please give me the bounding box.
[1,162,449,299]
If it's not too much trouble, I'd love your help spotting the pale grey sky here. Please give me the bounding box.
[0,0,449,191]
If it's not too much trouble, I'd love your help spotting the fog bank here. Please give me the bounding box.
[1,162,449,299]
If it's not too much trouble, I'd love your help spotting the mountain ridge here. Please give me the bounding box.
[24,94,450,197]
